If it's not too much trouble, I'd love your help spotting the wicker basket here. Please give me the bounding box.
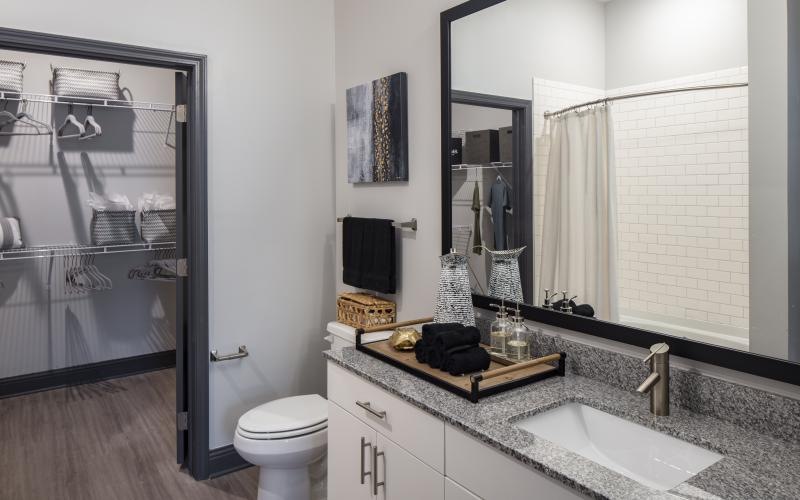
[140,209,176,243]
[337,292,396,329]
[90,209,137,246]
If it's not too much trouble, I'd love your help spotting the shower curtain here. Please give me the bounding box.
[539,105,619,321]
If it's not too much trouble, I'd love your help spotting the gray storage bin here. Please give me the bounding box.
[52,67,120,100]
[499,126,514,163]
[0,60,24,93]
[90,210,138,246]
[463,129,499,164]
[140,209,177,243]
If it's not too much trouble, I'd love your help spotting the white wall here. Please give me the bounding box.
[334,0,463,320]
[1,0,336,448]
[451,0,606,99]
[0,50,176,378]
[605,0,748,89]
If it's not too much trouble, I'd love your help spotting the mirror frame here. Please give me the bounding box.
[440,0,800,385]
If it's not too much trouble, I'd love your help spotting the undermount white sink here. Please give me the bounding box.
[515,402,723,491]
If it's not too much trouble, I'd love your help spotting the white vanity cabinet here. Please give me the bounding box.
[326,361,588,500]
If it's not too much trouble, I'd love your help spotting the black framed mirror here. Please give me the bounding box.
[441,0,800,385]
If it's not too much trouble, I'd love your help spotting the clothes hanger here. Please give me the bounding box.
[57,104,86,139]
[0,100,53,136]
[80,105,102,141]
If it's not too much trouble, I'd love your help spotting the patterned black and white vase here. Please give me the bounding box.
[434,251,475,326]
[487,246,525,303]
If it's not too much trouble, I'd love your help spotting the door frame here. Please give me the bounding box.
[0,27,211,479]
[450,90,534,302]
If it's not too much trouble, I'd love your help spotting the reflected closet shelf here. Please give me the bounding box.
[452,162,512,170]
[0,242,176,261]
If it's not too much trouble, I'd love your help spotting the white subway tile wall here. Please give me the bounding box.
[611,67,749,336]
[532,68,749,340]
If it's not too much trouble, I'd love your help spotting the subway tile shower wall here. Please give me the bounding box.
[532,68,749,340]
[611,67,749,337]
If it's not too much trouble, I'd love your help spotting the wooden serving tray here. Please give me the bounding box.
[355,317,566,403]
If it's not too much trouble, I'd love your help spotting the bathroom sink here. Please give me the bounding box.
[515,402,722,491]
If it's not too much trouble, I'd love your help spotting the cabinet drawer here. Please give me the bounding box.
[327,361,445,473]
[445,425,587,500]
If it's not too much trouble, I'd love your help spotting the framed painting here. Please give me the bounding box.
[346,72,408,183]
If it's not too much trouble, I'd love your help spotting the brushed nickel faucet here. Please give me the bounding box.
[637,343,670,416]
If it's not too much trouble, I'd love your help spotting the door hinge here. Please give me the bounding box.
[177,411,189,431]
[177,258,189,277]
[175,104,187,123]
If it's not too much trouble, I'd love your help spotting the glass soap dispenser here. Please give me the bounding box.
[507,303,531,361]
[489,299,512,356]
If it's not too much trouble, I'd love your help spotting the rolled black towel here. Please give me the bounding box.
[414,339,428,363]
[441,344,474,372]
[573,304,595,317]
[421,322,462,342]
[427,343,445,368]
[433,326,481,351]
[445,346,491,376]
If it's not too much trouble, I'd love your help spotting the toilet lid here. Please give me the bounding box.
[238,394,327,434]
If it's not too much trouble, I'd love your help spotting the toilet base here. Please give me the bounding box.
[256,457,326,500]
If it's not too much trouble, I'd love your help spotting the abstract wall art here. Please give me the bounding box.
[346,72,408,183]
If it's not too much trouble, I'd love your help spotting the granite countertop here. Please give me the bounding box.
[324,347,800,500]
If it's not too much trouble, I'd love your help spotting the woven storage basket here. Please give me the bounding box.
[52,67,119,100]
[0,60,24,93]
[140,209,177,243]
[337,292,396,329]
[90,210,137,246]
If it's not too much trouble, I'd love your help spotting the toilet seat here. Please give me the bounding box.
[236,394,328,440]
[237,420,328,440]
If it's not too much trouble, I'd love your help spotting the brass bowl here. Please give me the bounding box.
[389,327,421,351]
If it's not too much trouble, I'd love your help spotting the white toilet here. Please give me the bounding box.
[234,394,328,500]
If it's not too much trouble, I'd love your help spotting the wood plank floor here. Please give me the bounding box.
[0,369,258,500]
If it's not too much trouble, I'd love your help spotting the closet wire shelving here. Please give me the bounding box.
[0,90,178,262]
[0,91,175,112]
[0,242,176,261]
[451,162,512,171]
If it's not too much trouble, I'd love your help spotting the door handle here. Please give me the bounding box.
[209,345,248,362]
[356,400,386,419]
[372,445,385,495]
[360,437,372,484]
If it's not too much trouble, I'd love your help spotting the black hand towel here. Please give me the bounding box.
[445,346,491,376]
[433,326,481,350]
[421,322,463,342]
[573,304,595,317]
[342,217,396,294]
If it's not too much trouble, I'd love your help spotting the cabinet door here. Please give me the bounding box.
[445,478,481,500]
[375,434,444,500]
[328,401,376,500]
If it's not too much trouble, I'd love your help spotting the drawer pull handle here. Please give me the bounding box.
[356,400,386,419]
[360,437,372,484]
[372,445,385,495]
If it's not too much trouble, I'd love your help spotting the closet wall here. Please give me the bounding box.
[0,50,176,378]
